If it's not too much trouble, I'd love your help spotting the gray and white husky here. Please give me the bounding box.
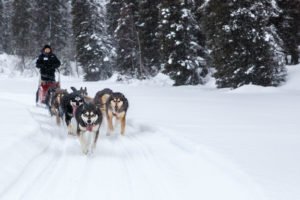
[75,103,102,154]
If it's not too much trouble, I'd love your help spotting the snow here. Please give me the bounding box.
[0,55,300,200]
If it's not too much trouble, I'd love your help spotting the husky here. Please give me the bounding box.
[71,86,88,97]
[45,86,58,116]
[61,87,85,135]
[106,92,129,136]
[50,89,68,126]
[75,103,102,154]
[71,86,93,103]
[94,88,113,115]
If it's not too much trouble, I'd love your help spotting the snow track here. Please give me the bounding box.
[0,101,266,200]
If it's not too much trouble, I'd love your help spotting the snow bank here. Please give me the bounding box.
[282,64,300,91]
[0,54,20,76]
[229,64,300,93]
[0,53,38,78]
[106,73,175,87]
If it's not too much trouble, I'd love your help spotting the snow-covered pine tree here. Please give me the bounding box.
[202,0,286,88]
[106,0,122,74]
[158,0,187,86]
[0,0,3,52]
[11,0,35,71]
[181,0,209,85]
[275,0,300,65]
[72,0,112,81]
[1,0,14,54]
[33,0,72,74]
[114,0,147,79]
[12,0,35,56]
[158,0,208,85]
[137,0,161,76]
[106,0,122,36]
[89,0,113,80]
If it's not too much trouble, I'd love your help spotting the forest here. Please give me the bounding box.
[0,0,299,88]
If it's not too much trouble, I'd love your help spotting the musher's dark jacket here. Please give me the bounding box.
[36,52,61,81]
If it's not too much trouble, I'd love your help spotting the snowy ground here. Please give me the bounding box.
[0,59,299,200]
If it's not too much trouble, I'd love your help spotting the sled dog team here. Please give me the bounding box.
[45,86,129,155]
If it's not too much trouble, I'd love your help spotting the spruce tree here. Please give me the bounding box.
[72,0,112,81]
[2,0,14,54]
[158,0,208,85]
[114,0,146,79]
[106,0,122,36]
[203,0,286,88]
[181,0,209,85]
[33,0,71,72]
[0,0,3,52]
[12,0,35,56]
[275,0,300,64]
[11,0,35,71]
[158,0,187,85]
[137,0,160,75]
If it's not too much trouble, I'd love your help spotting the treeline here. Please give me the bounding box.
[0,0,299,88]
[0,0,73,74]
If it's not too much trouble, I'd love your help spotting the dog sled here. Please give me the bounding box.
[36,70,60,106]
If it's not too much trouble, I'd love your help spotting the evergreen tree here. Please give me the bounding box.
[202,0,286,88]
[106,0,122,74]
[158,0,187,85]
[33,0,72,74]
[0,0,3,52]
[181,0,209,84]
[137,0,160,75]
[114,0,146,79]
[106,0,122,36]
[158,0,208,85]
[34,0,70,52]
[2,0,14,54]
[275,0,300,64]
[11,0,35,70]
[72,0,112,81]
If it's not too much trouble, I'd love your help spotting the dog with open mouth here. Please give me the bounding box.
[75,102,102,154]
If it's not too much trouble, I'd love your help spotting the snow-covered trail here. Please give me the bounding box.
[0,78,268,200]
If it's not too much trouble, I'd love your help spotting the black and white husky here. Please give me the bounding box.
[61,88,85,135]
[75,103,102,154]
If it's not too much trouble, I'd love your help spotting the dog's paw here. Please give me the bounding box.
[82,147,89,155]
[67,125,75,135]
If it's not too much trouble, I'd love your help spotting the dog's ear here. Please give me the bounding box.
[85,87,87,93]
[71,87,77,92]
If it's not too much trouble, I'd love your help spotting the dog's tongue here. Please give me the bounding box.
[87,124,93,132]
[72,105,78,116]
